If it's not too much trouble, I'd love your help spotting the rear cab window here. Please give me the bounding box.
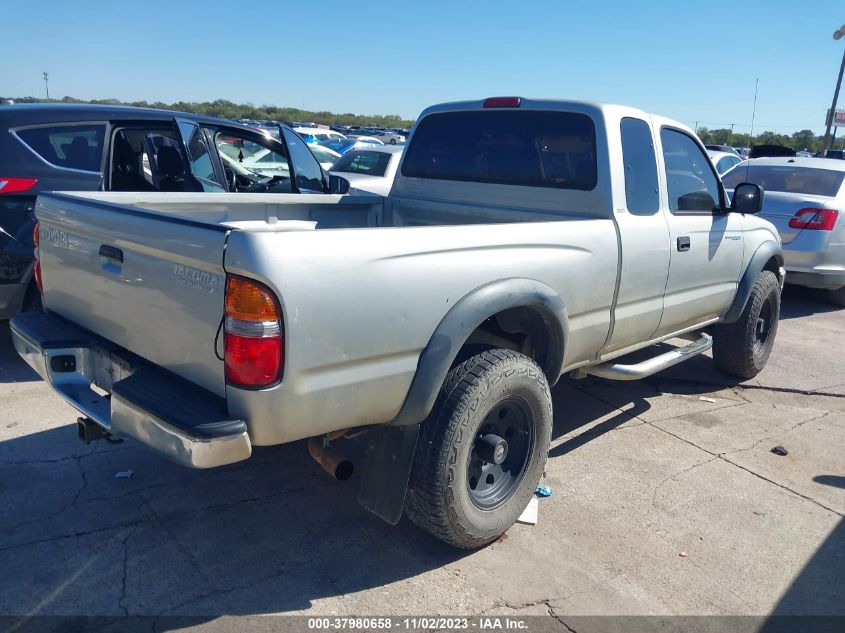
[402,110,597,190]
[14,124,106,172]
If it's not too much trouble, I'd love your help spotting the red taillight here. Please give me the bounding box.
[224,276,282,388]
[483,96,522,108]
[33,260,43,293]
[788,208,839,231]
[0,177,37,194]
[225,335,281,386]
[32,222,43,294]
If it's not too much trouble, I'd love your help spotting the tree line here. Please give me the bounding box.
[10,96,416,129]
[695,127,834,153]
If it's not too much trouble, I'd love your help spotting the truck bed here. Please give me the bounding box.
[34,190,618,444]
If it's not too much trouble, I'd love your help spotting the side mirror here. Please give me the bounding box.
[731,182,764,214]
[328,173,350,195]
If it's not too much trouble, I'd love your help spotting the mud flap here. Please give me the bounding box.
[357,424,420,525]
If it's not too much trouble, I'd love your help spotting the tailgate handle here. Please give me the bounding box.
[99,245,124,263]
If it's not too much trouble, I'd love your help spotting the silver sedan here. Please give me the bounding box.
[723,157,845,306]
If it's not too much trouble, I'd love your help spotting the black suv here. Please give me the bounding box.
[0,103,345,318]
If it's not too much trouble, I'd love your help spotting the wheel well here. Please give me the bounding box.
[456,306,561,381]
[763,256,784,283]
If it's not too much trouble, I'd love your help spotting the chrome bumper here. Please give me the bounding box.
[10,312,251,469]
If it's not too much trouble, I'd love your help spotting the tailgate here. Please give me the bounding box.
[35,193,228,396]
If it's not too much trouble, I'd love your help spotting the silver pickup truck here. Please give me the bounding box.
[11,98,783,548]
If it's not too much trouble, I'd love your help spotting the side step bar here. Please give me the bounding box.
[586,333,713,381]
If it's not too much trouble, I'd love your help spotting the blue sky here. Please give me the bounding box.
[2,1,842,134]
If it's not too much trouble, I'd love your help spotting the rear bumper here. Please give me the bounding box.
[785,270,845,290]
[782,235,845,290]
[10,311,251,468]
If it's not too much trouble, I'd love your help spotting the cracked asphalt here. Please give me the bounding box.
[0,286,843,625]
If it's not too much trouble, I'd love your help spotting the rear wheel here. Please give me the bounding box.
[826,286,845,307]
[712,270,780,378]
[405,349,552,549]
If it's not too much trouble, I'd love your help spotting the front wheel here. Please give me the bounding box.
[405,349,552,549]
[712,270,780,379]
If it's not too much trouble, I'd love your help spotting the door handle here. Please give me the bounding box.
[677,237,691,252]
[99,245,124,262]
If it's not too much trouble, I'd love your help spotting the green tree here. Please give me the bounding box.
[731,133,751,148]
[14,95,417,128]
[790,129,817,153]
[708,128,732,145]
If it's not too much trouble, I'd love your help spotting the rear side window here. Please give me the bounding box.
[722,165,845,197]
[620,118,659,214]
[15,124,105,172]
[402,110,597,190]
[332,150,392,176]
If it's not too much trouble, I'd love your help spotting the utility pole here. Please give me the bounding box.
[42,72,49,100]
[729,123,735,144]
[822,25,845,152]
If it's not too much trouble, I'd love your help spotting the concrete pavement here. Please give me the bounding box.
[0,286,842,624]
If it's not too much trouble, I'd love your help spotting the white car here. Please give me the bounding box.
[308,144,342,170]
[343,135,386,145]
[708,150,742,175]
[293,127,346,143]
[329,145,403,195]
[371,130,406,145]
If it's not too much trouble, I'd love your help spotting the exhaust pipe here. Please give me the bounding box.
[308,437,354,481]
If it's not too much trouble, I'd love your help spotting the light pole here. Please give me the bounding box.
[42,72,50,100]
[822,25,845,152]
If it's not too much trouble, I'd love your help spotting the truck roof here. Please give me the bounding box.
[417,97,695,137]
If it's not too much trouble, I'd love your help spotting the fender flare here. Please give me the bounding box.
[721,240,784,324]
[391,278,569,427]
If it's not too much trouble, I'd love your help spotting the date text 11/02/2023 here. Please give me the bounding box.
[306,617,529,630]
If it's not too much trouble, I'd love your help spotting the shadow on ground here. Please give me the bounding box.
[764,516,845,622]
[0,321,38,383]
[779,285,842,320]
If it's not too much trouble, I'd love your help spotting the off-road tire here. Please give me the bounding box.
[405,349,552,549]
[826,286,845,307]
[712,270,780,379]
